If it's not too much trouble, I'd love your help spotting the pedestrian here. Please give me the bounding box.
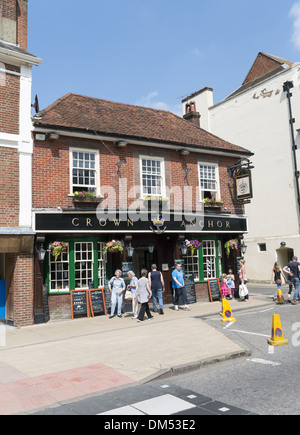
[136,269,153,322]
[239,259,249,301]
[148,264,165,315]
[221,273,230,299]
[227,269,235,299]
[108,269,125,318]
[172,262,191,311]
[270,262,286,301]
[283,256,300,305]
[127,271,139,319]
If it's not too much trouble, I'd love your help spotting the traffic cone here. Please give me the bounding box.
[276,289,285,305]
[221,299,236,323]
[268,314,289,346]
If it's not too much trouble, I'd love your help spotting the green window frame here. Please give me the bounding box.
[45,237,107,295]
[183,236,221,283]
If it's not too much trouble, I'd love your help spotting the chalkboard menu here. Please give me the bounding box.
[184,273,197,305]
[89,289,107,317]
[208,279,221,302]
[71,290,89,319]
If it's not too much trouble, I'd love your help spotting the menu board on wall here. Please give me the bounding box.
[89,289,107,317]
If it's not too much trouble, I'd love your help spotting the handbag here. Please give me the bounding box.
[239,283,248,298]
[125,290,133,300]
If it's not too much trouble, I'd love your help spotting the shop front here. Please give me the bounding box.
[33,209,248,321]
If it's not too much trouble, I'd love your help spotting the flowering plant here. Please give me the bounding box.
[185,239,202,256]
[48,241,68,261]
[143,196,169,202]
[203,197,223,205]
[103,240,124,254]
[73,191,97,199]
[224,239,238,257]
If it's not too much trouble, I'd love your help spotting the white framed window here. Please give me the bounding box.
[140,156,165,197]
[198,163,220,202]
[70,148,100,195]
[98,242,107,288]
[74,242,94,289]
[183,251,199,280]
[202,240,216,280]
[49,248,69,293]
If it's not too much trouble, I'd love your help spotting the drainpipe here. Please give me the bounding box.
[283,81,300,210]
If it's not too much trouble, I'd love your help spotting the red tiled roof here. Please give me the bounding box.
[33,93,251,156]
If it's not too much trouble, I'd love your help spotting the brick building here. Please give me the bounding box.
[32,93,252,320]
[0,0,41,326]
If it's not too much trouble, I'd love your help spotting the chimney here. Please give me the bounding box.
[0,0,28,50]
[183,101,201,128]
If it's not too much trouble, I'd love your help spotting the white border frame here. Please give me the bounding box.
[139,155,166,199]
[198,161,221,202]
[69,147,100,197]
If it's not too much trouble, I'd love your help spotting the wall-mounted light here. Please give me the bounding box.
[179,243,188,256]
[241,242,248,256]
[38,245,46,262]
[180,150,190,156]
[117,140,128,148]
[148,245,155,254]
[48,132,59,140]
[126,243,134,258]
[280,242,286,247]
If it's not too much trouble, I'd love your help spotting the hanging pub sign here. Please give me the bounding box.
[235,168,253,202]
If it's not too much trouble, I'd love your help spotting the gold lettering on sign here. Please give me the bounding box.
[86,218,93,227]
[72,218,80,227]
[189,220,196,227]
[180,221,186,227]
[208,221,214,228]
[217,221,223,228]
[127,219,134,227]
[226,221,230,229]
[99,219,107,227]
[113,219,120,227]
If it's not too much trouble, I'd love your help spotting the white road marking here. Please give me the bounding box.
[229,329,269,338]
[247,358,281,367]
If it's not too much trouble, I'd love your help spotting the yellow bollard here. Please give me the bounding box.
[276,289,285,305]
[221,299,236,323]
[268,314,289,346]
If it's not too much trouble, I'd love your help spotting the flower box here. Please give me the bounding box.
[72,191,103,203]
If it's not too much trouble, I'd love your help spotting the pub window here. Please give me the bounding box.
[71,149,100,195]
[203,240,216,280]
[98,242,107,288]
[49,247,69,293]
[183,251,199,280]
[140,156,165,197]
[75,242,94,289]
[198,163,220,202]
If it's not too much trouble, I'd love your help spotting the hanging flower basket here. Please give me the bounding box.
[224,239,238,258]
[48,241,68,261]
[103,240,124,255]
[185,239,202,256]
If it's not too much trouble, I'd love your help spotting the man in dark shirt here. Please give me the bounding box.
[283,257,300,305]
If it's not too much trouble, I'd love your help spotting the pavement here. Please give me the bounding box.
[0,291,272,415]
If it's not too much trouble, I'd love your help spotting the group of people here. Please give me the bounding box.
[220,260,249,301]
[271,256,300,305]
[108,262,191,322]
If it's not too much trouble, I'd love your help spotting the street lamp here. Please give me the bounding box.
[180,243,188,256]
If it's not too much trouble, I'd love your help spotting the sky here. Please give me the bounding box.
[28,0,300,116]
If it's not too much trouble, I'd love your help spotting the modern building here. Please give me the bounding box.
[0,0,41,326]
[32,93,252,320]
[182,52,300,282]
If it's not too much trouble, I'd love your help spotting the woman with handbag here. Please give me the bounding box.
[270,262,285,301]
